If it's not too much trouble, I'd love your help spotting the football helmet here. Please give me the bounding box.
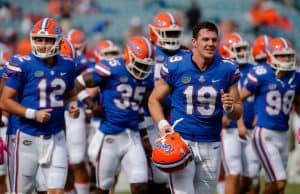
[30,17,62,58]
[124,36,154,80]
[93,40,120,61]
[219,32,249,64]
[60,37,76,59]
[149,12,183,51]
[152,132,193,173]
[266,37,295,71]
[251,35,272,61]
[67,29,87,54]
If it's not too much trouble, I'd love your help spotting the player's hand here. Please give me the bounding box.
[69,106,80,119]
[238,126,249,143]
[297,128,300,144]
[36,109,53,123]
[221,89,234,112]
[159,125,174,137]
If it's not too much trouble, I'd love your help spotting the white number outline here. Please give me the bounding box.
[265,89,295,115]
[183,85,217,115]
[37,78,66,108]
[113,84,146,111]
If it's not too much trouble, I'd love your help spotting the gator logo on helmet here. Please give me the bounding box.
[155,142,173,153]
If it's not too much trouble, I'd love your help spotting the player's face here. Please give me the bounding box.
[192,29,218,60]
[274,54,294,63]
[33,37,56,55]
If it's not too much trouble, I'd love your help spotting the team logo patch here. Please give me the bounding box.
[23,140,32,146]
[198,75,205,82]
[181,75,191,84]
[120,76,128,83]
[105,137,113,143]
[268,84,276,90]
[156,142,173,153]
[50,70,55,76]
[156,55,164,62]
[34,71,44,77]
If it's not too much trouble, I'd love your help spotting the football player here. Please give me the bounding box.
[74,36,155,194]
[218,32,259,194]
[239,37,300,194]
[144,11,190,194]
[148,21,242,194]
[0,42,10,194]
[65,29,93,194]
[0,17,79,194]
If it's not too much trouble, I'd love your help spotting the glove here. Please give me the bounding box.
[0,137,10,165]
[297,128,300,144]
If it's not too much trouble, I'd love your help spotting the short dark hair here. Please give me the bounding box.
[192,21,218,38]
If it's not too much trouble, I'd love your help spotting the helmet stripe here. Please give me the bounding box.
[41,18,49,31]
[234,33,243,41]
[166,12,176,25]
[263,35,269,48]
[142,37,152,58]
[67,29,75,41]
[107,40,113,47]
[279,37,288,48]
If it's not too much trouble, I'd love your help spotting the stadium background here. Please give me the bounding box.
[1,0,300,193]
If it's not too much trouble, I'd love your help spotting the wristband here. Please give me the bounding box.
[76,75,87,87]
[224,105,234,114]
[77,90,89,102]
[158,119,170,130]
[68,101,78,109]
[142,135,149,140]
[1,116,8,126]
[25,108,37,120]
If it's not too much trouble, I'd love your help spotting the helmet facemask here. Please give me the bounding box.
[268,49,296,71]
[31,34,61,59]
[126,50,154,80]
[152,25,182,51]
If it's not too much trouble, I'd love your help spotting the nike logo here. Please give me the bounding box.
[212,79,220,83]
[60,72,67,76]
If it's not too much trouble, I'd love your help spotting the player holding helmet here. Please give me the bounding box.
[148,21,242,194]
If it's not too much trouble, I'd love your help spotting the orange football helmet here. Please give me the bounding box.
[152,132,193,173]
[67,29,87,53]
[60,37,76,59]
[124,36,154,80]
[149,12,183,51]
[266,37,295,71]
[30,17,62,58]
[219,32,249,64]
[93,40,120,61]
[251,35,272,62]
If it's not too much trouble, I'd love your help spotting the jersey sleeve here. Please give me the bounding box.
[160,57,179,87]
[244,67,263,94]
[92,62,111,85]
[5,56,24,91]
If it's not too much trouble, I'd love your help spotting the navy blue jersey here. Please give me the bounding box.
[91,57,154,134]
[227,63,256,129]
[161,52,240,142]
[5,53,76,135]
[245,64,300,131]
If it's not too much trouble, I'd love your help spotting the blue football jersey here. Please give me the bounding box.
[245,64,300,131]
[91,57,154,134]
[144,46,191,117]
[5,53,76,136]
[161,52,240,142]
[227,63,256,129]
